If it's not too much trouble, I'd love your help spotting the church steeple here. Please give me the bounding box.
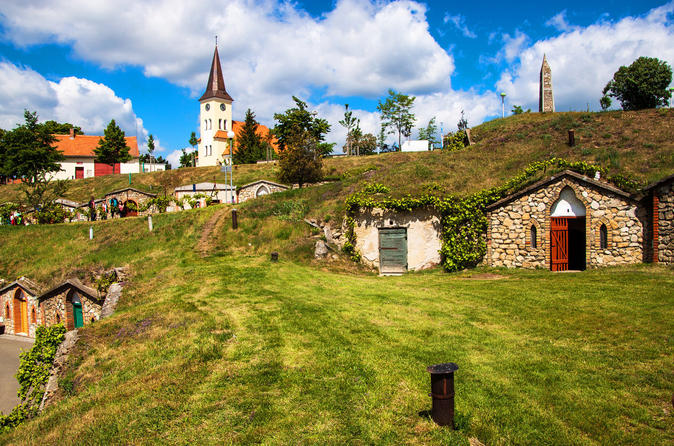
[199,45,233,102]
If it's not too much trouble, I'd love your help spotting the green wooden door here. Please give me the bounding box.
[379,228,407,273]
[73,301,83,328]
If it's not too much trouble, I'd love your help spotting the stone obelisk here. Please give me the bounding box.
[539,54,554,113]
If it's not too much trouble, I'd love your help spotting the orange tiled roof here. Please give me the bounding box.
[213,121,279,153]
[52,134,139,158]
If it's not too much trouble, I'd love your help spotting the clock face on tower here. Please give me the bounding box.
[205,104,210,111]
[220,104,226,111]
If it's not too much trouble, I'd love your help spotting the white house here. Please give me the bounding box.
[50,128,140,180]
[401,140,430,152]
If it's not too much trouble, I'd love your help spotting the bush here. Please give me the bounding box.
[35,202,70,224]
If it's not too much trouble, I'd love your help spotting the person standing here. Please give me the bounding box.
[89,196,96,221]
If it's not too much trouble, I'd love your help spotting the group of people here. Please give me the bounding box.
[5,211,26,225]
[87,196,129,221]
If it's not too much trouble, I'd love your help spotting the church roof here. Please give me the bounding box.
[213,121,279,155]
[199,46,233,102]
[52,134,139,158]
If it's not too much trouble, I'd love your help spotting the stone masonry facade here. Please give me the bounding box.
[1,284,40,337]
[238,180,289,203]
[486,174,645,269]
[40,287,103,331]
[104,188,157,217]
[654,178,674,263]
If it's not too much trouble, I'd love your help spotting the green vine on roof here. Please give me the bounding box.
[344,158,641,272]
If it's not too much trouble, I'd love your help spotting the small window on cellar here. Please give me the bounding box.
[600,224,608,249]
[530,225,538,249]
[31,307,36,323]
[56,314,61,324]
[5,304,9,318]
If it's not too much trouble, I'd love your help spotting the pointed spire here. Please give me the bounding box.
[199,45,233,102]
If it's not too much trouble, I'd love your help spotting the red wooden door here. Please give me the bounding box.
[75,167,84,179]
[550,217,568,271]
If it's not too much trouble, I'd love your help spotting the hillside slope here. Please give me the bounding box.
[1,109,672,211]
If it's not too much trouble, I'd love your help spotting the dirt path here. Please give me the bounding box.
[197,208,230,257]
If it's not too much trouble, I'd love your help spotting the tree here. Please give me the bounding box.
[339,104,360,156]
[41,120,83,135]
[94,120,132,175]
[512,105,524,115]
[147,134,155,171]
[273,96,330,152]
[602,57,673,110]
[0,110,67,209]
[179,149,194,168]
[600,95,612,111]
[188,132,198,167]
[417,117,439,147]
[457,109,468,131]
[376,126,390,153]
[353,133,377,156]
[277,128,323,188]
[377,89,416,150]
[233,109,266,164]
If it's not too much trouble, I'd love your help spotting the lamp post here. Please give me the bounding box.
[500,92,507,118]
[227,130,235,203]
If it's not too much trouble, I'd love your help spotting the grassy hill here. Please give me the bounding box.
[0,109,673,444]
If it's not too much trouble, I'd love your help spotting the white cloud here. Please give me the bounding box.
[497,2,674,112]
[0,61,148,145]
[545,10,574,32]
[443,13,477,38]
[166,147,195,169]
[0,0,454,127]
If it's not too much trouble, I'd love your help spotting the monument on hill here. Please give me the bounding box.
[539,54,555,113]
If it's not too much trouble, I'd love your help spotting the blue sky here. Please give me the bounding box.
[0,0,672,165]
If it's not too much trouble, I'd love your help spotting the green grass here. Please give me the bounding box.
[0,206,672,445]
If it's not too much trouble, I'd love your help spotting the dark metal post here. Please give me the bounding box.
[232,209,238,229]
[568,129,575,147]
[427,363,458,428]
[271,252,278,262]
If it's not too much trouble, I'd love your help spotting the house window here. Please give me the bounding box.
[600,224,608,249]
[530,225,538,249]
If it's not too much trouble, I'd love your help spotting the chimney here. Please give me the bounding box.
[69,128,75,139]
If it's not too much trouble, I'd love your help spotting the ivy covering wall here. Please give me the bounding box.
[344,158,639,272]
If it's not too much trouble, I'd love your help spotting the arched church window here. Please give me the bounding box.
[600,224,608,249]
[530,225,538,249]
[204,120,207,130]
[219,119,222,130]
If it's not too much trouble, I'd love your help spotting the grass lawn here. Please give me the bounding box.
[0,205,672,445]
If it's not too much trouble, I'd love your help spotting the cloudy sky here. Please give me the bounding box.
[1,0,673,166]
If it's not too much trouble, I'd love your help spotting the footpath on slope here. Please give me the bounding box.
[197,208,231,257]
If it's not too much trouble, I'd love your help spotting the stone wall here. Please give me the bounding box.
[103,189,156,217]
[1,286,40,337]
[238,181,288,203]
[354,207,442,272]
[41,288,103,330]
[487,177,644,269]
[656,180,674,263]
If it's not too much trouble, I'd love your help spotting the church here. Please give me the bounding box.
[197,45,277,167]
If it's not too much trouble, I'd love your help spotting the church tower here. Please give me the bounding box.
[539,54,554,113]
[197,45,234,167]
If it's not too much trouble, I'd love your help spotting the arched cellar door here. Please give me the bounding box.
[13,288,28,334]
[550,187,586,271]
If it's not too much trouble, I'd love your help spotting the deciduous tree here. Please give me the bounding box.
[377,89,416,149]
[417,117,439,147]
[273,96,330,152]
[602,57,673,110]
[94,120,132,175]
[277,128,322,188]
